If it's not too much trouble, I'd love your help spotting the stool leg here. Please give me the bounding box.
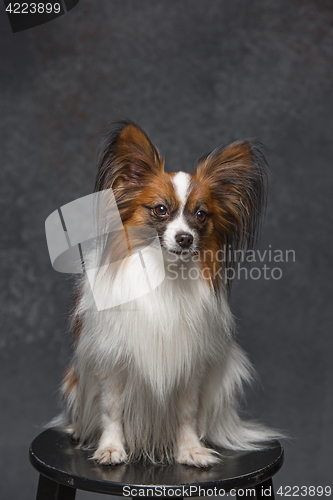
[255,478,275,499]
[36,474,76,500]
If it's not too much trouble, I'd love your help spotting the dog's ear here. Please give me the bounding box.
[95,121,164,192]
[195,140,267,252]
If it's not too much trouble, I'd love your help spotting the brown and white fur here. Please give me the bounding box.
[56,121,280,467]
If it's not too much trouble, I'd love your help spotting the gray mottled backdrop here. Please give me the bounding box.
[1,1,332,498]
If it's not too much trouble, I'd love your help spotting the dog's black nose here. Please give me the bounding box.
[175,232,193,249]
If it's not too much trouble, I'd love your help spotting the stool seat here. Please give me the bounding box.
[29,428,283,499]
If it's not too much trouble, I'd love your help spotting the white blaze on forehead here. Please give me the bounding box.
[163,171,196,252]
[172,172,191,209]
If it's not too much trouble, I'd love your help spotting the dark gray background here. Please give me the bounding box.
[1,1,332,499]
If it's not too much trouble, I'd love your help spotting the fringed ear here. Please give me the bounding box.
[94,121,164,193]
[195,140,267,261]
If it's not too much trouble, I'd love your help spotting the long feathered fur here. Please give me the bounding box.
[54,121,282,466]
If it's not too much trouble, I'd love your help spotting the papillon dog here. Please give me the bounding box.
[57,121,280,467]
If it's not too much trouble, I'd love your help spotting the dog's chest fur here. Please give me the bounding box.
[77,249,231,399]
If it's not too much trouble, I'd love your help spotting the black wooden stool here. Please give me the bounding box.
[29,428,283,499]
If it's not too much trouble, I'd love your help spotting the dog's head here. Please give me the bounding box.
[95,121,267,285]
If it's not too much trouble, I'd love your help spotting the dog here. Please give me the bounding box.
[56,121,280,467]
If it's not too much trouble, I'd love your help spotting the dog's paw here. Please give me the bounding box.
[92,446,128,465]
[177,446,220,468]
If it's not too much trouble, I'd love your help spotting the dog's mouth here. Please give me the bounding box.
[166,248,192,256]
[162,241,197,257]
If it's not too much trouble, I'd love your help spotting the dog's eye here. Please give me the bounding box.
[196,210,207,223]
[153,204,168,217]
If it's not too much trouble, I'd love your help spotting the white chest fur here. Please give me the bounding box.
[77,249,232,398]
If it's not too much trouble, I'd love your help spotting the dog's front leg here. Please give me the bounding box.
[176,375,220,467]
[92,375,128,465]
